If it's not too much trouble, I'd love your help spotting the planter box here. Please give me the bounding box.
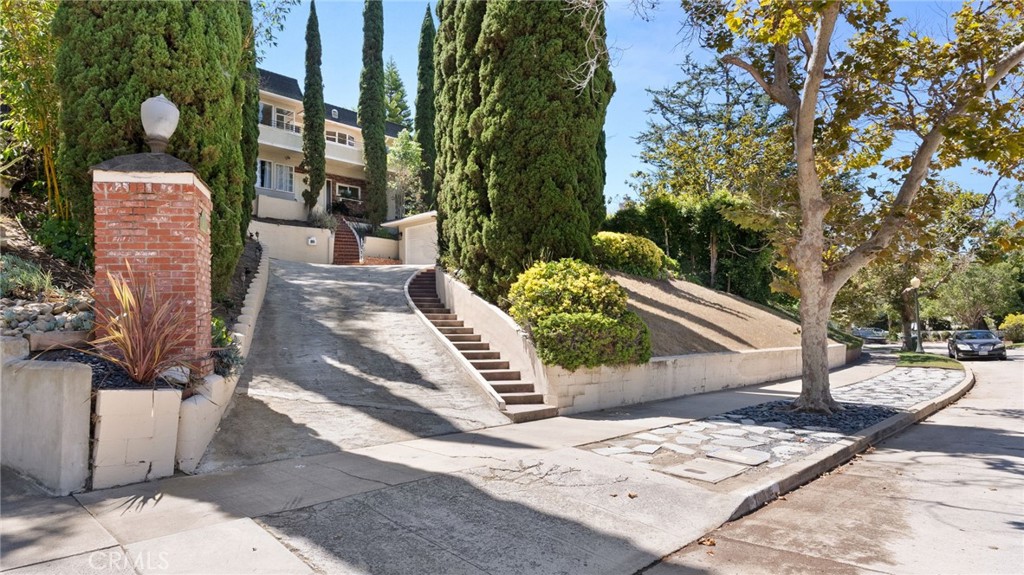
[92,387,181,490]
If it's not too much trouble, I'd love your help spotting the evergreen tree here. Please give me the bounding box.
[434,0,490,293]
[239,0,259,240]
[54,0,247,296]
[358,0,387,225]
[300,0,325,212]
[384,57,412,128]
[415,5,436,203]
[473,0,614,300]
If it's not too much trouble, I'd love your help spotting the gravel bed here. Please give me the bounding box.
[715,401,903,435]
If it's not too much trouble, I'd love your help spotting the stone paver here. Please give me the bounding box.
[198,262,509,473]
[583,366,965,484]
[663,459,748,483]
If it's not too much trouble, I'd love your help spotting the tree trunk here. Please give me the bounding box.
[709,230,718,288]
[900,290,915,351]
[792,272,841,413]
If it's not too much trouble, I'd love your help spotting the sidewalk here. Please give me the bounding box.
[1,356,973,574]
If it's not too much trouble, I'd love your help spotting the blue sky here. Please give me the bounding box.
[259,0,1020,215]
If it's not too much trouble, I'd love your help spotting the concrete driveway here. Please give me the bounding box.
[197,260,509,473]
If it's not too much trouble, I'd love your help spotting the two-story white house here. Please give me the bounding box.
[252,68,404,223]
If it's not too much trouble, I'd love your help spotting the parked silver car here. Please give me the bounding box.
[947,330,1007,360]
[852,327,888,344]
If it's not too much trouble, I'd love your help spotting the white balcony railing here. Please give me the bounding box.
[325,141,364,165]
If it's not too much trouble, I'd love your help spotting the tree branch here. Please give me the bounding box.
[829,40,1024,295]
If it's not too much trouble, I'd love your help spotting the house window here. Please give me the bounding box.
[258,102,273,126]
[331,109,339,119]
[273,107,301,133]
[255,160,294,194]
[337,184,360,200]
[274,164,294,193]
[326,130,355,147]
[256,160,272,188]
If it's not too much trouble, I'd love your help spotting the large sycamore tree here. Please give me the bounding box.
[675,0,1024,411]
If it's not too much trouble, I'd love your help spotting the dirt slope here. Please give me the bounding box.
[613,273,815,357]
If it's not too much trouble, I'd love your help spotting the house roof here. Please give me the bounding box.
[381,210,437,229]
[259,68,406,138]
[257,68,303,101]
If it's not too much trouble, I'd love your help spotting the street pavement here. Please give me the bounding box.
[646,348,1023,575]
[1,347,980,575]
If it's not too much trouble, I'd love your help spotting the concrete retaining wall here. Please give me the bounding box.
[1,337,91,495]
[91,388,181,489]
[547,344,849,415]
[249,220,333,264]
[364,236,398,260]
[433,270,849,416]
[176,242,271,473]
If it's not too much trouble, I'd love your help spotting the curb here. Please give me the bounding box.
[728,365,976,521]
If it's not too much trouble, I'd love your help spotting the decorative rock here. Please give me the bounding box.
[710,428,748,437]
[632,433,665,442]
[663,459,747,483]
[710,437,765,449]
[674,436,704,446]
[633,444,662,454]
[593,447,632,456]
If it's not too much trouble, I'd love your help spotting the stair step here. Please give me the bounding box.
[453,341,490,351]
[471,359,509,370]
[445,334,482,342]
[479,369,521,381]
[413,299,443,306]
[461,350,500,360]
[503,404,559,423]
[489,381,535,393]
[499,392,545,405]
[438,326,474,335]
[424,313,458,321]
[431,319,464,328]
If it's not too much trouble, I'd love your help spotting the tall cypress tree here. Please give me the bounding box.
[358,0,387,225]
[301,0,325,212]
[54,0,247,297]
[415,4,436,204]
[474,0,614,300]
[239,0,259,240]
[384,57,412,128]
[435,0,491,294]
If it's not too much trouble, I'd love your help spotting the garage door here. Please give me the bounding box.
[404,222,437,265]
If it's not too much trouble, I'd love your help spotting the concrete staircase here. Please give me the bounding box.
[408,269,558,423]
[333,217,360,265]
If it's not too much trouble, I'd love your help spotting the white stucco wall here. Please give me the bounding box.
[249,220,333,264]
[545,344,848,415]
[254,193,307,221]
[1,337,91,495]
[364,236,398,260]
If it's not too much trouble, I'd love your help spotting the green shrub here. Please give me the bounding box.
[507,259,626,327]
[0,255,54,299]
[592,231,668,279]
[211,316,244,376]
[533,311,651,371]
[508,258,651,371]
[999,313,1024,342]
[307,208,338,232]
[33,217,91,267]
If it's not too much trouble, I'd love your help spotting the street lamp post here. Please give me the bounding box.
[910,276,924,353]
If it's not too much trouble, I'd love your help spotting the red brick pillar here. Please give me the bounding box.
[91,155,214,376]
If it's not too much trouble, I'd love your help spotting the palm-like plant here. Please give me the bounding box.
[87,263,195,386]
